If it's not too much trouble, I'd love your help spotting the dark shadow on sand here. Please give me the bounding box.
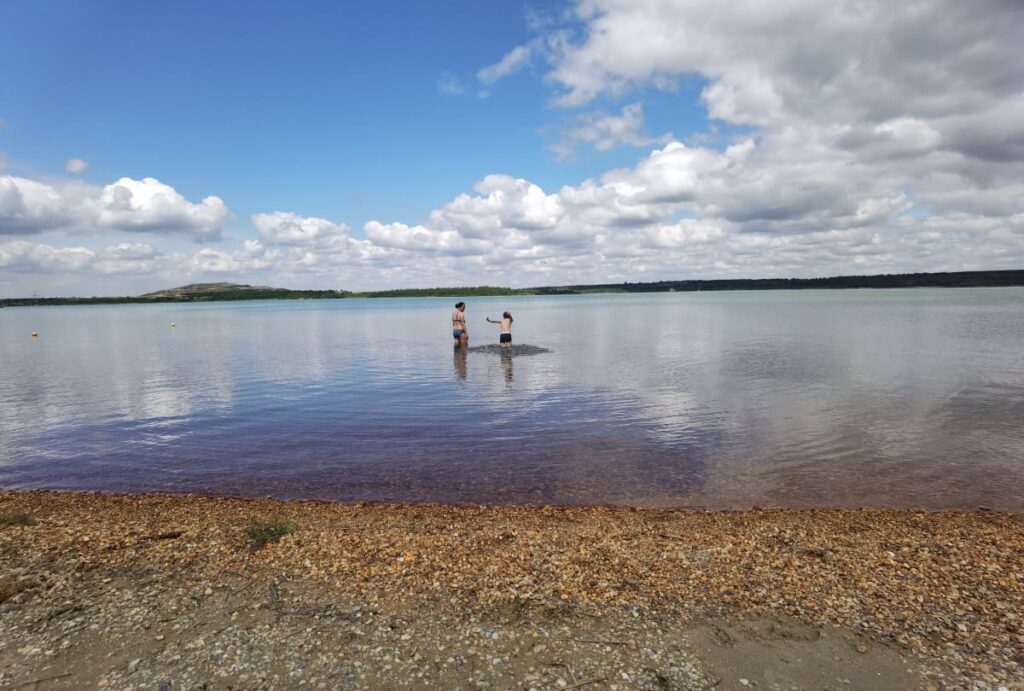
[464,344,551,356]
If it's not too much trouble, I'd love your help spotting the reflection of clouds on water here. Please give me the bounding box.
[2,290,1024,509]
[0,305,241,472]
[675,293,1024,509]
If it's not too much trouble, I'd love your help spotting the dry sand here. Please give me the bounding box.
[1,491,1022,690]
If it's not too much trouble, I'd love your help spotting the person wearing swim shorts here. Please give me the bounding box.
[486,311,513,348]
[452,302,468,347]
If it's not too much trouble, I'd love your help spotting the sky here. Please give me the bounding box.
[1,0,1023,297]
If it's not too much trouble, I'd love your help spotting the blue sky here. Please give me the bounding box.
[0,1,706,230]
[1,0,1021,295]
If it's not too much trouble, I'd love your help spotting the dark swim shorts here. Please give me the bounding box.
[499,333,512,344]
[453,329,464,339]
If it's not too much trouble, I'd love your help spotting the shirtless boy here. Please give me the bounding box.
[486,311,513,348]
[452,302,468,347]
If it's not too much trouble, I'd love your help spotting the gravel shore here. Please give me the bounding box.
[1,491,1021,689]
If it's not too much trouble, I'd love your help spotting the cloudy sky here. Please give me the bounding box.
[1,0,1022,296]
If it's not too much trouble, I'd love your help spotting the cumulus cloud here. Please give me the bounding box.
[252,211,349,246]
[0,240,94,272]
[189,247,272,273]
[94,178,229,240]
[103,242,160,260]
[0,174,230,240]
[4,0,1023,292]
[93,243,173,275]
[64,158,89,174]
[0,177,71,234]
[0,239,180,276]
[513,0,1024,243]
[431,175,565,237]
[551,103,672,159]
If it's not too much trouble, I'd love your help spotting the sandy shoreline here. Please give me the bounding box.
[1,490,1022,689]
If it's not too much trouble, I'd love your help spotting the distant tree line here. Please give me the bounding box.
[0,289,350,307]
[356,286,529,298]
[2,270,1021,307]
[536,270,1024,294]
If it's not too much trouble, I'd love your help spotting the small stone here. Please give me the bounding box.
[128,658,141,673]
[204,587,213,596]
[155,634,165,641]
[856,644,871,654]
[739,679,750,686]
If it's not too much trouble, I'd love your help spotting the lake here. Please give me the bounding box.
[2,288,1022,509]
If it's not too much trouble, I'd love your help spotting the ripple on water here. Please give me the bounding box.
[2,290,1023,510]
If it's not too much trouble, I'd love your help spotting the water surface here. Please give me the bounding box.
[2,289,1022,509]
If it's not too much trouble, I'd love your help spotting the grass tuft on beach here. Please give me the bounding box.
[0,511,35,528]
[244,517,295,549]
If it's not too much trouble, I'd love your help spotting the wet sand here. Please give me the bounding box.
[1,491,1022,689]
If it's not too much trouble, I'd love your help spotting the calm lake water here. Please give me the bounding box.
[2,289,1023,509]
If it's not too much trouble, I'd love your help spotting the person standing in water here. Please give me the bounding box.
[486,311,513,348]
[452,302,468,348]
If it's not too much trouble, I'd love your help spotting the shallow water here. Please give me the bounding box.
[2,289,1023,509]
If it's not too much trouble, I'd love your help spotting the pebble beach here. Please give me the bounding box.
[1,491,1022,689]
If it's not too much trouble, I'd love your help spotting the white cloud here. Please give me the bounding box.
[431,175,565,237]
[477,39,542,84]
[3,1,1023,292]
[437,71,466,95]
[366,221,476,254]
[0,240,94,272]
[64,158,89,174]
[189,247,271,273]
[94,177,229,240]
[104,242,160,260]
[252,211,349,246]
[0,174,230,240]
[93,243,173,275]
[0,176,71,234]
[551,103,672,159]
[0,239,179,276]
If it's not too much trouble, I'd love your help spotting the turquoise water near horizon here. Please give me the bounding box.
[2,288,1023,509]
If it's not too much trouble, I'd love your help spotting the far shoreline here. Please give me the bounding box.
[2,268,1023,307]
